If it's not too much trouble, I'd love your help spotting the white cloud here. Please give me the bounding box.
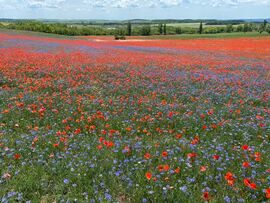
[83,0,184,8]
[82,0,270,8]
[1,0,270,10]
[23,0,66,9]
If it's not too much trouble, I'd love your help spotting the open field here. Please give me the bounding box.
[166,23,228,28]
[0,30,270,202]
[1,28,269,40]
[0,28,76,39]
[140,32,270,39]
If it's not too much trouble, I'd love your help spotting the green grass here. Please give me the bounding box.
[1,28,269,41]
[0,28,77,39]
[166,23,227,28]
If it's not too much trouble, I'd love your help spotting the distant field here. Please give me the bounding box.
[1,29,269,40]
[0,22,10,26]
[167,23,228,28]
[140,32,270,40]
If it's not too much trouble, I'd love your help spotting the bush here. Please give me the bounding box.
[141,25,151,36]
[266,25,270,33]
[114,35,126,40]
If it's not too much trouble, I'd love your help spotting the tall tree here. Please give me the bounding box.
[258,20,267,34]
[199,21,203,34]
[263,20,267,30]
[127,21,132,36]
[163,24,167,35]
[158,23,163,35]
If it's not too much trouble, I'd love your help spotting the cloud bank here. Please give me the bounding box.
[83,0,270,8]
[1,0,270,10]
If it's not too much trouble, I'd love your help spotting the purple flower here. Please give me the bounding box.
[63,179,69,184]
[180,185,188,193]
[224,196,230,203]
[105,193,112,201]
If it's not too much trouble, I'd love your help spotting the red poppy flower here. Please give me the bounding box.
[158,165,164,172]
[144,153,151,159]
[265,188,270,199]
[200,166,207,172]
[174,167,180,174]
[74,128,81,135]
[14,153,21,159]
[97,145,102,150]
[202,125,207,130]
[175,134,182,139]
[163,164,170,171]
[244,178,256,190]
[107,141,114,148]
[145,172,152,180]
[242,145,249,151]
[225,172,235,186]
[191,136,199,145]
[162,151,168,157]
[202,191,210,200]
[254,152,261,161]
[187,152,197,158]
[212,154,220,160]
[242,162,250,168]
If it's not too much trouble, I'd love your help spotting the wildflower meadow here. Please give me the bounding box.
[0,33,269,202]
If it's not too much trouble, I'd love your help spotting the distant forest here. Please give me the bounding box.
[0,19,269,37]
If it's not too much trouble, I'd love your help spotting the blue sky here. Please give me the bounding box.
[0,0,269,19]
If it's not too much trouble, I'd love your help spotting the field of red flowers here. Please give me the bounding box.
[0,32,270,202]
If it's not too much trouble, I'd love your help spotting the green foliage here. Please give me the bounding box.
[175,27,182,34]
[114,35,126,40]
[181,27,198,34]
[266,25,270,33]
[163,24,167,35]
[258,20,268,33]
[141,25,151,36]
[236,25,243,32]
[243,23,252,33]
[158,24,163,35]
[263,20,267,29]
[226,24,233,33]
[198,22,203,34]
[127,22,132,36]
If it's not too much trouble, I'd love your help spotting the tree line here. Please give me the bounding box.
[0,20,269,37]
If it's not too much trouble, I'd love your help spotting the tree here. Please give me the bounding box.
[127,21,132,36]
[116,28,125,36]
[243,23,249,33]
[236,25,243,32]
[226,24,233,33]
[263,20,267,30]
[259,20,268,33]
[163,24,167,35]
[175,27,182,34]
[158,24,163,35]
[141,25,151,36]
[266,25,270,33]
[199,21,203,34]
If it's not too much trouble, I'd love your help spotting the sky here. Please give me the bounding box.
[0,0,269,20]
